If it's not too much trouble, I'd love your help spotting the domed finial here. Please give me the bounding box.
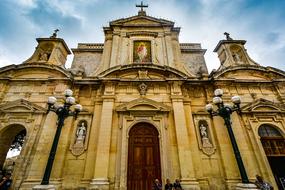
[224,32,233,40]
[50,29,59,38]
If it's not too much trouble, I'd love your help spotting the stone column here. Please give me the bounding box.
[170,82,200,190]
[90,83,115,190]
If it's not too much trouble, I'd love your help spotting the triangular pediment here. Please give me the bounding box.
[0,99,46,113]
[124,18,162,26]
[110,15,174,27]
[116,98,171,112]
[241,98,285,113]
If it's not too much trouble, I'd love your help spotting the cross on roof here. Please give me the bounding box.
[136,1,148,12]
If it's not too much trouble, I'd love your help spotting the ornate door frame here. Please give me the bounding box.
[115,98,171,190]
[127,122,161,190]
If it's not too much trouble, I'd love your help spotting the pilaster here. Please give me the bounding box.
[82,99,102,181]
[109,31,120,68]
[90,83,116,190]
[164,32,175,68]
[170,82,200,190]
[102,34,113,70]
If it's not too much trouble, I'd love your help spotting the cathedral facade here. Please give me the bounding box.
[0,7,285,190]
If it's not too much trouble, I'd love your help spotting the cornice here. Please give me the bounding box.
[209,65,285,79]
[0,63,73,79]
[126,31,158,37]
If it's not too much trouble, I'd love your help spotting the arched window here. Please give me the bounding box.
[0,125,27,174]
[258,125,283,138]
[258,124,285,156]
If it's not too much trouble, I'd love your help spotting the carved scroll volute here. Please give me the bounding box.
[71,120,88,156]
[197,119,215,156]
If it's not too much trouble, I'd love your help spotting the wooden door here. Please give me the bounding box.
[127,123,161,190]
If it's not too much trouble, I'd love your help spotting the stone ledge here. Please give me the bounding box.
[33,184,56,190]
[236,183,259,190]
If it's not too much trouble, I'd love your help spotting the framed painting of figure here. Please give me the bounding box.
[133,41,152,63]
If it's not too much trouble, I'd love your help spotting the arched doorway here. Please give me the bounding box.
[127,122,161,190]
[0,124,26,175]
[258,124,285,189]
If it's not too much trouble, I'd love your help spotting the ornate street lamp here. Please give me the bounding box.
[41,89,82,185]
[205,89,249,184]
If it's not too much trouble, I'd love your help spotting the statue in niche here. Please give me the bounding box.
[232,52,243,63]
[200,124,208,139]
[198,121,213,148]
[71,120,88,156]
[75,120,87,145]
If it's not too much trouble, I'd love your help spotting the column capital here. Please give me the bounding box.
[101,95,116,101]
[170,95,184,101]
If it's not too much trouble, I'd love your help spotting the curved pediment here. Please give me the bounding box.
[116,98,171,113]
[0,63,72,79]
[210,65,285,81]
[97,64,190,80]
[241,98,285,113]
[0,99,46,113]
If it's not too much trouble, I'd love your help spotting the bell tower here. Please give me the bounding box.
[23,29,71,66]
[214,32,259,69]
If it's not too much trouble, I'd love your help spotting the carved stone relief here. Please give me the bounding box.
[138,70,149,79]
[138,83,148,96]
[38,51,50,62]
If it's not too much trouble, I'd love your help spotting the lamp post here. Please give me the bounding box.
[205,89,249,184]
[41,89,82,185]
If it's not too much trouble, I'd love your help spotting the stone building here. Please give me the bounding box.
[0,6,285,190]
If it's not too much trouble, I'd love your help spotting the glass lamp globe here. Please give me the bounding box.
[213,96,223,105]
[64,89,73,97]
[224,103,232,108]
[74,104,83,112]
[214,89,223,97]
[231,95,241,104]
[66,97,75,105]
[205,104,213,112]
[48,96,57,105]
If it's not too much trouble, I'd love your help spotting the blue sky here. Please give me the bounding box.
[0,0,284,72]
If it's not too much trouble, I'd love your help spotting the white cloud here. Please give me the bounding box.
[14,0,38,9]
